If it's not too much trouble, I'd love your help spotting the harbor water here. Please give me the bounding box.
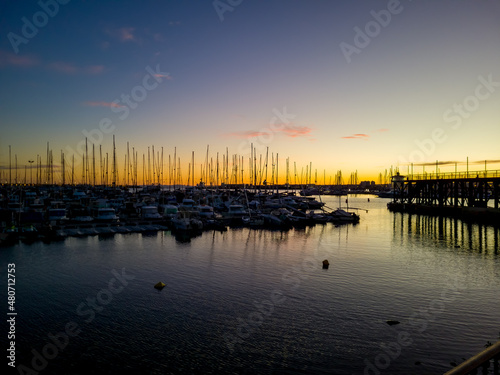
[2,195,499,374]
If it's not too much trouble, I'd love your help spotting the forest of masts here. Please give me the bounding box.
[1,138,395,187]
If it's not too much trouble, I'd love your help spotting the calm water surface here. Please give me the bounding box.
[2,196,499,374]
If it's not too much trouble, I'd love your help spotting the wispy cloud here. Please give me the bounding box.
[342,129,389,140]
[470,159,500,165]
[341,133,369,140]
[0,50,39,67]
[225,130,270,139]
[85,65,105,75]
[409,159,500,167]
[106,27,139,43]
[0,51,104,75]
[83,101,125,108]
[48,61,78,74]
[48,62,105,75]
[119,27,136,41]
[225,124,313,139]
[154,73,171,80]
[281,125,313,138]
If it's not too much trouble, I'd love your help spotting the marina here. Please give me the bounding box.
[1,183,362,246]
[2,195,499,374]
[2,1,500,373]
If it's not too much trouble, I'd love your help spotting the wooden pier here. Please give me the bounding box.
[387,170,500,225]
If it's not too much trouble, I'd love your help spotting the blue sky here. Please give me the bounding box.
[1,0,499,183]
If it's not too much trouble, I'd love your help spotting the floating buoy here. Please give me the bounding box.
[154,282,166,290]
[322,260,329,269]
[386,320,400,326]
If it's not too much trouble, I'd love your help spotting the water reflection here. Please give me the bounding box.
[2,197,498,375]
[392,212,499,255]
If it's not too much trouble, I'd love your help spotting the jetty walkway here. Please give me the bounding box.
[387,170,500,225]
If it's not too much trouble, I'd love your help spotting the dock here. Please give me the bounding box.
[387,170,500,226]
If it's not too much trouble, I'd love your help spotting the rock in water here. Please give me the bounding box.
[386,320,400,326]
[154,282,166,290]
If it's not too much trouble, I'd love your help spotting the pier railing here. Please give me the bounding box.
[407,170,500,181]
[443,340,500,375]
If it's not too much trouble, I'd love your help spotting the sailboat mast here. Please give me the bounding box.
[127,142,130,186]
[276,153,279,191]
[92,144,95,186]
[85,138,89,185]
[8,145,11,185]
[46,142,50,185]
[61,150,65,186]
[173,147,176,189]
[112,135,116,186]
[192,151,195,186]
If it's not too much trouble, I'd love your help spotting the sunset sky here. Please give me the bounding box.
[1,0,499,184]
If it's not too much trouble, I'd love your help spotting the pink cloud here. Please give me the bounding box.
[84,101,125,108]
[85,65,105,75]
[0,51,104,76]
[225,130,270,139]
[119,27,136,41]
[225,124,313,139]
[106,27,138,42]
[0,50,39,67]
[281,125,313,138]
[377,128,389,132]
[48,61,78,74]
[154,73,171,79]
[342,133,369,140]
[48,62,105,75]
[102,27,140,43]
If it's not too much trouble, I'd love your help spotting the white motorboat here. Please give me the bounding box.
[92,208,119,222]
[162,204,179,220]
[140,206,162,220]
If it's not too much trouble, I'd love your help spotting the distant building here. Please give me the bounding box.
[359,181,375,188]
